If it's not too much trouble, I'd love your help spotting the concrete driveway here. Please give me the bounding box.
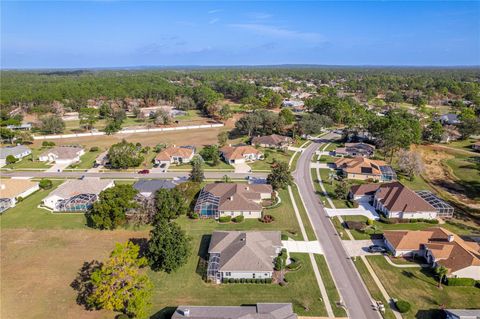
[46,161,72,172]
[325,202,380,220]
[282,240,324,254]
[233,162,251,173]
[342,239,386,257]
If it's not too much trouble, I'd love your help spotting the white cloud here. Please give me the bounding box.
[246,12,273,20]
[228,23,326,44]
[209,18,220,25]
[208,9,223,14]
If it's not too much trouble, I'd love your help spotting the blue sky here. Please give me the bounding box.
[1,1,479,68]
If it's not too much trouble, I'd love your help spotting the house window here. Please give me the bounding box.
[225,272,231,276]
[252,273,255,278]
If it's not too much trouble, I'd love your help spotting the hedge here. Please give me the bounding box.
[286,259,303,271]
[218,216,232,223]
[232,215,244,223]
[39,179,53,190]
[395,300,411,313]
[379,216,439,225]
[223,278,270,284]
[447,277,476,286]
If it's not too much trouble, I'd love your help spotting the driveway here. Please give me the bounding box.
[325,202,380,220]
[46,161,72,172]
[342,239,386,257]
[233,162,251,173]
[282,240,324,254]
[310,162,330,169]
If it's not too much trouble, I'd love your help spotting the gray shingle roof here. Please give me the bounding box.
[172,303,297,319]
[48,178,114,199]
[200,183,272,212]
[0,145,31,159]
[133,179,176,194]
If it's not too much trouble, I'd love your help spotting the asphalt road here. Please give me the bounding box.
[0,170,269,180]
[293,133,381,319]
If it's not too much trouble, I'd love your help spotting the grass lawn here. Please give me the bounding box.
[331,216,350,240]
[3,147,51,170]
[173,160,234,171]
[290,184,316,241]
[366,255,480,319]
[398,175,433,191]
[250,148,294,171]
[446,139,479,152]
[314,168,350,208]
[325,142,342,152]
[314,255,348,317]
[444,156,480,201]
[69,149,101,169]
[353,258,397,319]
[0,180,88,230]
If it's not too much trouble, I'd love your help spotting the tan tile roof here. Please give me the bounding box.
[202,183,272,212]
[40,146,83,160]
[0,179,38,199]
[155,146,194,161]
[48,178,114,199]
[251,134,293,147]
[384,227,480,273]
[334,156,386,175]
[350,183,381,196]
[375,182,436,213]
[220,145,261,160]
[209,231,281,272]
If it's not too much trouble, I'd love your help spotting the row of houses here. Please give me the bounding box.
[0,145,85,167]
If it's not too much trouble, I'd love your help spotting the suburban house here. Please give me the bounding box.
[43,178,114,212]
[220,145,264,164]
[0,179,39,213]
[94,151,109,167]
[472,141,480,151]
[251,134,293,149]
[0,145,32,166]
[349,182,454,219]
[154,146,195,166]
[334,157,397,181]
[334,142,375,158]
[206,231,282,283]
[38,146,84,164]
[383,228,480,280]
[194,183,272,219]
[6,123,32,131]
[133,179,176,198]
[444,309,480,319]
[439,113,461,125]
[172,303,297,319]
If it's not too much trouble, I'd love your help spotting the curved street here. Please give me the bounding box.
[293,133,381,319]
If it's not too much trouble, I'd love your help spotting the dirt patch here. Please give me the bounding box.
[0,229,149,319]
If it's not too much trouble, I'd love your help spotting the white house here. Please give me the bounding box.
[207,231,282,283]
[0,179,39,212]
[220,145,264,164]
[43,178,114,212]
[0,145,32,166]
[39,146,84,164]
[154,146,195,166]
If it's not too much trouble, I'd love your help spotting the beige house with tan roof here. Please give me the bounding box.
[384,228,480,280]
[251,134,293,149]
[220,145,264,164]
[0,179,40,212]
[154,146,195,165]
[207,231,282,283]
[39,146,84,164]
[194,183,272,219]
[335,156,396,181]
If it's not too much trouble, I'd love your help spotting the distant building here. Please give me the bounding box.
[383,228,480,280]
[334,143,375,158]
[220,145,263,164]
[154,146,195,166]
[0,145,31,166]
[39,146,84,164]
[133,179,176,198]
[444,309,480,319]
[6,123,32,131]
[251,134,293,149]
[206,231,282,283]
[0,179,39,212]
[43,178,114,212]
[172,303,297,319]
[194,183,272,219]
[334,157,396,182]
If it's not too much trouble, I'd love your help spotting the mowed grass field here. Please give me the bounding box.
[0,185,328,319]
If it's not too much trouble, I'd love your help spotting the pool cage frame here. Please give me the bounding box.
[55,194,98,212]
[194,189,220,218]
[415,190,454,218]
[379,165,397,182]
[0,198,13,213]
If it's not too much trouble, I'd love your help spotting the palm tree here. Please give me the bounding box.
[435,266,448,289]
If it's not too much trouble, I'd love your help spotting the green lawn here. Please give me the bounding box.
[314,255,348,317]
[69,149,102,169]
[445,139,479,152]
[330,216,350,240]
[444,156,480,201]
[353,258,396,319]
[314,168,350,208]
[366,255,480,319]
[3,148,51,170]
[397,175,433,191]
[290,184,316,241]
[250,148,294,171]
[0,180,88,230]
[173,160,234,171]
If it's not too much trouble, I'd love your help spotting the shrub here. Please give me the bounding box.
[228,278,235,283]
[447,278,476,286]
[234,278,239,283]
[39,179,53,190]
[265,278,272,284]
[90,146,99,152]
[190,212,199,219]
[366,219,374,226]
[42,141,55,147]
[345,220,366,230]
[116,315,130,319]
[286,259,303,271]
[218,216,231,223]
[5,155,18,164]
[16,196,24,202]
[475,280,480,288]
[260,214,275,223]
[222,278,228,284]
[281,233,289,240]
[232,215,244,223]
[395,300,411,313]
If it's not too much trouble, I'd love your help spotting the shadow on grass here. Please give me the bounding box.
[150,306,177,319]
[415,309,446,319]
[195,234,211,280]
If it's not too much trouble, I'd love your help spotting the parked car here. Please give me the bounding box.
[138,169,150,174]
[368,245,386,253]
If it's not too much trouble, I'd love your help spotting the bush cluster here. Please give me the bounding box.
[222,278,272,284]
[447,277,476,286]
[379,216,439,224]
[395,300,411,313]
[90,146,99,152]
[260,214,275,223]
[286,258,303,271]
[218,216,231,223]
[232,215,244,223]
[39,179,53,190]
[42,141,55,147]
